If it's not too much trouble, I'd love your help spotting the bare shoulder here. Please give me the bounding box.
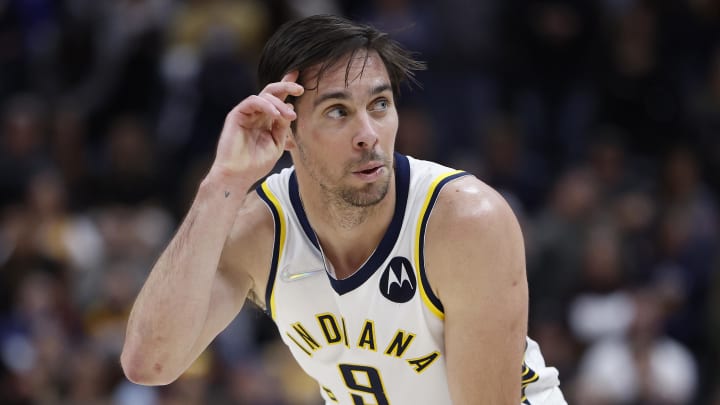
[219,190,276,306]
[428,175,519,238]
[424,175,526,300]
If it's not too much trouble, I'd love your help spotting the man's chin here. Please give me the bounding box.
[342,182,390,207]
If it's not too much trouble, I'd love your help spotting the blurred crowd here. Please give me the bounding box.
[0,0,719,404]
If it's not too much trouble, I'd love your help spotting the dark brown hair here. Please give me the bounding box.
[258,14,426,99]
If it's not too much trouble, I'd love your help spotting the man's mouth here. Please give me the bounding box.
[353,162,384,174]
[357,166,382,175]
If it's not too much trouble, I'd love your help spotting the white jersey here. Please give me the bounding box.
[257,153,566,404]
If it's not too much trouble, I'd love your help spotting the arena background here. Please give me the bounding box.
[1,0,719,403]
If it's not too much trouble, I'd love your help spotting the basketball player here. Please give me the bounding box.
[121,15,566,404]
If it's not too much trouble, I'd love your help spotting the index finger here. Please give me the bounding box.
[281,71,299,83]
[262,72,304,101]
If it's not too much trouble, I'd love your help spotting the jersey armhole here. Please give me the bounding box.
[256,181,287,320]
[413,170,469,320]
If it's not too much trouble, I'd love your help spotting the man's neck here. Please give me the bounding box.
[298,177,396,279]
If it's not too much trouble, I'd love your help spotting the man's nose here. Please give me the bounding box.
[353,112,378,150]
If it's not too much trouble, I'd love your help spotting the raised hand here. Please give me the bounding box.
[210,71,304,184]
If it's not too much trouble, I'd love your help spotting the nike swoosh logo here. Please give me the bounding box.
[280,266,325,282]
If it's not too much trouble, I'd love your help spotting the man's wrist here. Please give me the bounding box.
[200,166,256,202]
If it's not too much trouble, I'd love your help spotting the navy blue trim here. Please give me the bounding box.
[256,184,281,317]
[329,152,410,294]
[289,171,320,250]
[288,153,410,295]
[417,171,470,313]
[521,360,539,404]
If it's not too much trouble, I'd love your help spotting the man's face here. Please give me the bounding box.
[289,50,398,207]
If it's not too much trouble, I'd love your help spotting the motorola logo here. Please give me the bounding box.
[379,257,417,303]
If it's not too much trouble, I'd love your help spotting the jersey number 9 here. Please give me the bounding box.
[338,364,390,405]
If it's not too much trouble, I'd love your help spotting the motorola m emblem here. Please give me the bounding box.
[379,257,417,303]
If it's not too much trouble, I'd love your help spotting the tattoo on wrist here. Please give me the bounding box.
[224,191,230,198]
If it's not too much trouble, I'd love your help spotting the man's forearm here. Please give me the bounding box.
[121,175,250,385]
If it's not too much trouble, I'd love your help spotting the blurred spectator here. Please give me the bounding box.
[157,0,270,171]
[595,2,687,159]
[585,127,651,200]
[612,189,657,282]
[62,0,172,137]
[475,112,551,213]
[48,102,94,210]
[498,0,600,174]
[574,287,698,404]
[395,104,435,160]
[0,94,50,207]
[26,169,104,272]
[0,271,76,403]
[526,168,599,322]
[653,146,718,351]
[568,223,633,344]
[166,0,269,58]
[94,115,162,206]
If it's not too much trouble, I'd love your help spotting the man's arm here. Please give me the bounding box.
[121,175,255,386]
[425,176,528,404]
[120,73,304,386]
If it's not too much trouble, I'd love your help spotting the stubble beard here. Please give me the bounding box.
[296,143,392,210]
[333,172,390,208]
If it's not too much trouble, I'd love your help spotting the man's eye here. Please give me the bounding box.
[327,107,347,119]
[371,99,389,111]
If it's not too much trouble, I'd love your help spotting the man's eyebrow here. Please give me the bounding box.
[313,90,349,108]
[312,83,393,108]
[371,83,392,96]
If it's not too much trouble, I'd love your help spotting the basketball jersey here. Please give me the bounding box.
[257,153,565,404]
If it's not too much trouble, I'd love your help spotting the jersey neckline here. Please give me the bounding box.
[288,152,410,295]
